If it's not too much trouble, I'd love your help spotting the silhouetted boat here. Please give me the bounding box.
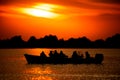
[24,51,104,64]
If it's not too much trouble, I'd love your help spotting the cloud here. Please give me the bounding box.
[0,0,84,6]
[0,0,120,15]
[0,0,120,6]
[0,0,39,5]
[97,13,120,30]
[0,0,18,5]
[0,0,119,9]
[98,13,120,23]
[90,0,120,4]
[99,13,120,17]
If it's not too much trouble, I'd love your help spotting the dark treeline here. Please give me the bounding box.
[0,34,120,48]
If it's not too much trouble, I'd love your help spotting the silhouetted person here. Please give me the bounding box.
[71,51,80,63]
[53,50,59,57]
[40,51,47,63]
[50,50,60,64]
[85,51,90,59]
[85,51,93,64]
[58,51,68,63]
[48,51,54,63]
[72,51,79,58]
[59,51,68,58]
[49,51,53,58]
[40,51,47,58]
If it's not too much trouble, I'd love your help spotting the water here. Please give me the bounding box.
[0,48,120,80]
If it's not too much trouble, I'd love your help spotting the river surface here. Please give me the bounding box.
[0,48,120,80]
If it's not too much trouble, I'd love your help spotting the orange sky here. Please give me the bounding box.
[0,0,120,41]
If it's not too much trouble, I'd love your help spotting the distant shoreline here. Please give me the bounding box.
[0,47,120,49]
[0,34,120,48]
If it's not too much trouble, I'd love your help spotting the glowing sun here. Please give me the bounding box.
[20,3,62,19]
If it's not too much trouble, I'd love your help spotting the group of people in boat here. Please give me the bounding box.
[38,50,103,64]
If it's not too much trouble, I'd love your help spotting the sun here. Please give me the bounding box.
[22,8,59,18]
[19,3,62,19]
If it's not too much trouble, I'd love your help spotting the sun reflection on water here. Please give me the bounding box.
[31,76,52,80]
[24,66,52,74]
[23,66,53,80]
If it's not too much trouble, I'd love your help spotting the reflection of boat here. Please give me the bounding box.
[24,51,104,64]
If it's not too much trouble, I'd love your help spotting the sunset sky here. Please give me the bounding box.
[0,0,120,41]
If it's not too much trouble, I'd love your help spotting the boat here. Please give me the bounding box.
[24,51,104,64]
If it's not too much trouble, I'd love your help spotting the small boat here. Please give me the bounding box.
[24,51,104,64]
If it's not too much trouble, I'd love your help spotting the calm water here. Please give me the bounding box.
[0,48,120,80]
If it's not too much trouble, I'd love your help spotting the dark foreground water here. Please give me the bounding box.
[0,48,120,80]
